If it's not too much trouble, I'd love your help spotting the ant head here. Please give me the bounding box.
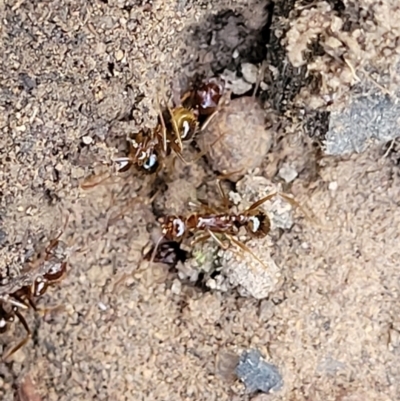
[245,211,270,238]
[158,216,186,241]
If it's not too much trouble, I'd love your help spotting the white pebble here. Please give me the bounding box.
[82,136,93,145]
[328,181,338,191]
[278,163,298,183]
[171,279,182,295]
[241,63,258,84]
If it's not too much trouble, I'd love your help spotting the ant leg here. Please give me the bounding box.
[252,60,267,98]
[7,297,30,311]
[189,200,220,215]
[180,90,192,105]
[2,309,31,361]
[159,84,184,153]
[45,214,69,257]
[147,235,166,266]
[227,235,270,271]
[207,230,230,250]
[8,292,35,314]
[278,192,318,224]
[80,171,114,190]
[168,107,184,153]
[185,127,228,166]
[199,109,220,132]
[216,179,232,211]
[156,95,168,154]
[169,141,189,165]
[216,169,245,181]
[245,193,278,212]
[190,233,211,247]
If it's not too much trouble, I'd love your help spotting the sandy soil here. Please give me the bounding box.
[1,1,400,400]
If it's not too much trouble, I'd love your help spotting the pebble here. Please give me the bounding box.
[171,279,182,295]
[235,349,283,394]
[329,181,338,191]
[278,162,298,183]
[241,63,258,84]
[115,49,124,61]
[198,97,272,182]
[82,135,93,145]
[222,69,252,95]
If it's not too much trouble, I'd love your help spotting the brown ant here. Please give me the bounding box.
[154,181,301,269]
[81,96,199,189]
[0,233,67,361]
[81,78,226,190]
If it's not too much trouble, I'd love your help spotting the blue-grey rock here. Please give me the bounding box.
[235,349,283,393]
[325,85,400,155]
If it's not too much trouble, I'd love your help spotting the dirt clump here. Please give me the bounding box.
[198,96,273,182]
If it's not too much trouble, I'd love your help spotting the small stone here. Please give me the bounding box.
[329,181,338,191]
[222,69,252,95]
[241,63,258,84]
[236,349,283,394]
[206,278,217,290]
[115,49,124,61]
[19,72,37,91]
[82,135,93,145]
[171,279,182,295]
[0,229,7,245]
[216,351,240,380]
[278,163,298,183]
[16,125,26,132]
[87,264,113,287]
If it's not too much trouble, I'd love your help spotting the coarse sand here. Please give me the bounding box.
[1,1,400,401]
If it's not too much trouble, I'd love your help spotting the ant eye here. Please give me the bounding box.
[143,153,158,173]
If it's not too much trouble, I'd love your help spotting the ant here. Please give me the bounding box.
[155,181,301,269]
[81,78,225,189]
[0,233,67,361]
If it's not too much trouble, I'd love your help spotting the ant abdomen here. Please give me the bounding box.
[244,211,271,238]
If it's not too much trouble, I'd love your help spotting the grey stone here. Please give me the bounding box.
[325,85,400,155]
[235,349,283,394]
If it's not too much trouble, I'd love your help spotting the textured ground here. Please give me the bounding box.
[1,1,400,400]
